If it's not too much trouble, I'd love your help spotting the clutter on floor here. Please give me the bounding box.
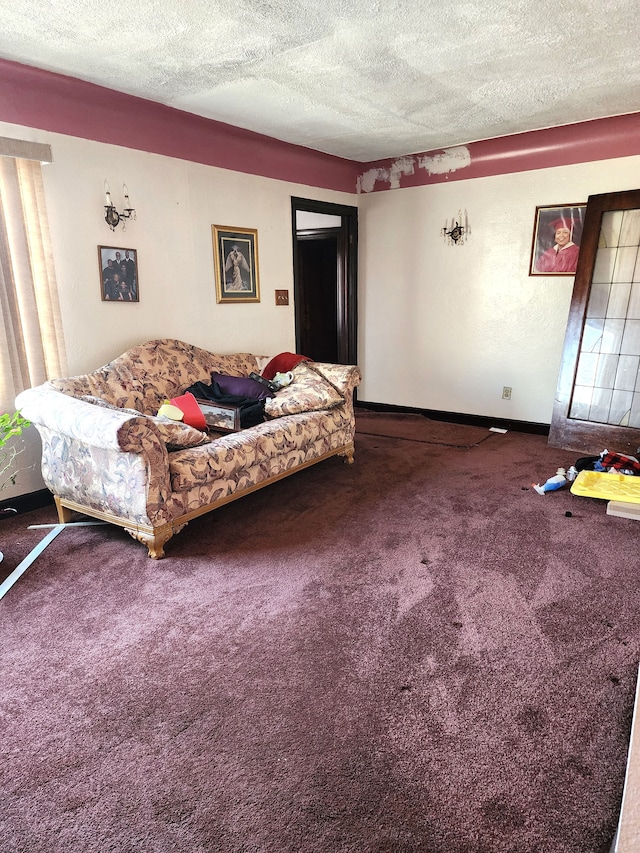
[571,470,640,504]
[534,447,640,520]
[532,467,569,495]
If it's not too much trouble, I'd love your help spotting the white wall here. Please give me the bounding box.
[0,120,355,498]
[358,155,640,423]
[14,124,354,372]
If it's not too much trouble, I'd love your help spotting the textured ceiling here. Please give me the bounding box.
[0,0,638,162]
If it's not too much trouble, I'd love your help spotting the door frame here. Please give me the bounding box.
[291,197,358,366]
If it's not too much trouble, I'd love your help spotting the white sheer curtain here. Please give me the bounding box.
[0,155,67,412]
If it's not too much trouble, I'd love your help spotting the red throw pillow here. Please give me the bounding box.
[169,392,207,430]
[262,352,311,380]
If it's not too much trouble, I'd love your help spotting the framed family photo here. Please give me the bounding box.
[529,204,586,276]
[196,399,240,433]
[211,225,260,303]
[98,245,139,301]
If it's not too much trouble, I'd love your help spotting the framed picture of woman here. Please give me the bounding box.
[529,204,586,276]
[211,225,260,303]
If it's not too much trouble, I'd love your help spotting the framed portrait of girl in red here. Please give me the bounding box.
[529,204,586,276]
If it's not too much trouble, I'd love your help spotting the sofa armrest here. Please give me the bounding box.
[308,363,362,398]
[16,384,173,525]
[16,384,165,453]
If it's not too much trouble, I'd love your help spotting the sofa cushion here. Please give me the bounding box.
[153,419,210,450]
[264,363,343,418]
[81,395,209,449]
[306,362,361,396]
[167,408,349,492]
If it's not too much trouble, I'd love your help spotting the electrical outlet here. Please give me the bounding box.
[502,386,512,400]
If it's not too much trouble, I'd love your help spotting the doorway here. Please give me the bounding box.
[291,197,358,365]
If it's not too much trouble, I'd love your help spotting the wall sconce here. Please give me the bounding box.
[104,180,136,231]
[441,210,469,245]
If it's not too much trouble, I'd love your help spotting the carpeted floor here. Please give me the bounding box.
[355,409,492,448]
[1,422,638,852]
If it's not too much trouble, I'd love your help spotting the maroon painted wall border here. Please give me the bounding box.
[358,113,640,192]
[1,58,639,194]
[0,59,358,193]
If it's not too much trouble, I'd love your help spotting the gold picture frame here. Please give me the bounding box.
[212,225,260,303]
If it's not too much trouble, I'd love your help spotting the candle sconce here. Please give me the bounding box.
[441,210,469,245]
[104,180,136,231]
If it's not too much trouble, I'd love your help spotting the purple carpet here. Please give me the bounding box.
[355,409,492,448]
[0,423,637,852]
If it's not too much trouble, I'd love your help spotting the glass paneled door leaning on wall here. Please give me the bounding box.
[549,188,640,454]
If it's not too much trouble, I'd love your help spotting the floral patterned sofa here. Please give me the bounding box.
[15,339,361,558]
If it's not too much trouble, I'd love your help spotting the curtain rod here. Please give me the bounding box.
[0,136,52,164]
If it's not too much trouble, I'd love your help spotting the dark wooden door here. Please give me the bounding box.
[291,197,358,366]
[296,230,341,362]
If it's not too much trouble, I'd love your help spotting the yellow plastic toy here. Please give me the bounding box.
[570,470,640,504]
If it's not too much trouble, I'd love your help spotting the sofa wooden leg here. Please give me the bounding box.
[54,496,74,523]
[342,445,355,465]
[125,526,174,559]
